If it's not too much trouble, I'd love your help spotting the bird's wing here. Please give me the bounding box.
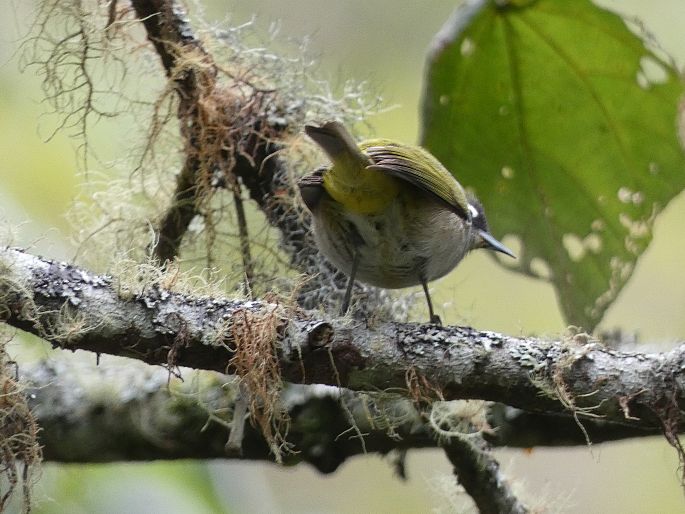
[362,141,470,220]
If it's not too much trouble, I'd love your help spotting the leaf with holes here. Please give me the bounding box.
[421,0,685,330]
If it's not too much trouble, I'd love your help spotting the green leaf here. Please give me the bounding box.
[421,0,685,330]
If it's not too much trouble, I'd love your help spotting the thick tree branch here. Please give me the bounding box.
[21,357,431,470]
[2,246,684,433]
[485,404,659,447]
[19,356,662,468]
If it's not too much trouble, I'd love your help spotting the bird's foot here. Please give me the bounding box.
[429,314,442,326]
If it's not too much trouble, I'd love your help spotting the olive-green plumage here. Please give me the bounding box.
[299,121,514,324]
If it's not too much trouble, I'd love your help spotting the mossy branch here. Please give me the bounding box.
[2,246,684,434]
[19,356,662,467]
[130,0,362,313]
[130,0,217,262]
[443,436,529,514]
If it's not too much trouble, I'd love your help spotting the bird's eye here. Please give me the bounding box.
[468,204,479,218]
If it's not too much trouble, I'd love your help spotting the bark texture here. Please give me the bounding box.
[3,246,684,433]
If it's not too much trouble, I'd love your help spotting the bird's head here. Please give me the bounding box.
[467,197,515,258]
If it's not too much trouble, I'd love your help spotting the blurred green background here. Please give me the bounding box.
[1,0,684,512]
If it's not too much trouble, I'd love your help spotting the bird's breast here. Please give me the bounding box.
[310,193,473,289]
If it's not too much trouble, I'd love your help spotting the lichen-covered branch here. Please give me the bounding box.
[444,436,529,514]
[130,0,295,272]
[130,0,217,262]
[129,0,383,314]
[2,246,684,433]
[0,349,40,513]
[485,404,659,447]
[130,0,295,269]
[443,437,529,514]
[21,357,432,470]
[19,356,663,467]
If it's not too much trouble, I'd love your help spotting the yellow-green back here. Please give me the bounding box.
[307,121,469,217]
[360,138,469,218]
[319,142,397,215]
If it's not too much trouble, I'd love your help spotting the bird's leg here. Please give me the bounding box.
[421,279,442,325]
[341,249,360,316]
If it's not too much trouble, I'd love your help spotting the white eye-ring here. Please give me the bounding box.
[468,204,479,218]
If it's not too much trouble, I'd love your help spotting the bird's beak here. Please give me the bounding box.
[478,230,516,258]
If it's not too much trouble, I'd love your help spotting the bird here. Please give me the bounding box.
[298,121,514,324]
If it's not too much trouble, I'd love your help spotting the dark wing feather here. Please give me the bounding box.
[362,142,470,220]
[297,167,327,211]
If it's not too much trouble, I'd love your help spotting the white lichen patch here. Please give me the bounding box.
[611,256,634,281]
[619,209,656,255]
[583,233,602,253]
[636,70,650,89]
[619,213,650,238]
[188,214,206,234]
[111,255,234,300]
[428,400,488,440]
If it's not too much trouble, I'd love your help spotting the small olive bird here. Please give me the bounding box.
[298,121,514,324]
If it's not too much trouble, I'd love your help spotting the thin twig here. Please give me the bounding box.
[443,436,528,514]
[232,181,254,291]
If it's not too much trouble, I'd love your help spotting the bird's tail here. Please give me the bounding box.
[305,121,396,214]
[305,121,370,169]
